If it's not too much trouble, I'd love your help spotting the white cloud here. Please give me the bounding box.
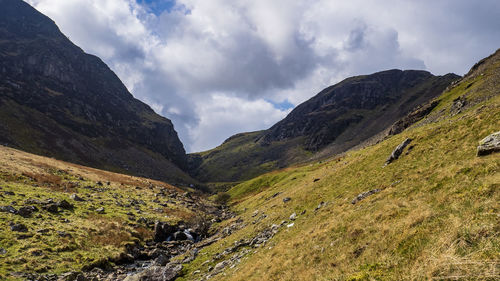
[187,94,290,152]
[25,0,500,152]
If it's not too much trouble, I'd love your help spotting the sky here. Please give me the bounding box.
[25,0,500,152]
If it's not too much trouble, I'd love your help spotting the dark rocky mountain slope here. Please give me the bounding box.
[0,0,194,184]
[190,70,459,184]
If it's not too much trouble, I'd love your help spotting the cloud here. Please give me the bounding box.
[25,0,500,152]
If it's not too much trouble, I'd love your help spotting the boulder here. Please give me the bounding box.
[385,138,412,165]
[173,231,188,241]
[351,189,381,204]
[70,194,85,202]
[18,206,37,217]
[153,221,176,242]
[58,200,74,210]
[477,131,500,156]
[10,223,28,232]
[43,204,59,213]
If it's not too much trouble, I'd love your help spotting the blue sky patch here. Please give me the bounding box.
[136,0,176,15]
[268,99,295,111]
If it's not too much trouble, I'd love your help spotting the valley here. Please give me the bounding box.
[0,0,499,280]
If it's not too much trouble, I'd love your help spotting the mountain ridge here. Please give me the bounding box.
[189,69,459,184]
[0,0,195,185]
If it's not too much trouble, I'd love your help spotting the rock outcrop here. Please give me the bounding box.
[385,138,413,165]
[477,131,500,156]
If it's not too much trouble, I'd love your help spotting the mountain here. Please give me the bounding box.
[177,49,500,280]
[0,0,194,185]
[189,70,459,184]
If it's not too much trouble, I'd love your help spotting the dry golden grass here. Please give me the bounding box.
[177,52,500,281]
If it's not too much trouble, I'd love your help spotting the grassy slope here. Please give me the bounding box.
[0,145,210,279]
[179,53,500,280]
[190,132,311,184]
[189,72,457,186]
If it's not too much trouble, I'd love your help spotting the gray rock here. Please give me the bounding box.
[95,207,105,214]
[10,223,28,232]
[314,201,325,211]
[173,231,188,241]
[18,206,37,217]
[289,213,297,220]
[385,138,412,165]
[123,263,182,281]
[0,205,18,214]
[70,194,85,202]
[154,254,169,266]
[43,204,59,213]
[351,189,382,204]
[58,200,74,210]
[477,131,500,156]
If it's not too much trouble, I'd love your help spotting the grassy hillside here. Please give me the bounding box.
[177,51,500,280]
[189,71,458,185]
[189,131,312,185]
[0,145,216,280]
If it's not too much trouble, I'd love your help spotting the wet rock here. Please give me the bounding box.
[385,138,412,165]
[10,223,28,232]
[18,206,37,217]
[70,194,85,202]
[0,205,18,214]
[351,189,381,204]
[173,231,188,241]
[477,131,500,156]
[154,254,169,266]
[153,221,176,242]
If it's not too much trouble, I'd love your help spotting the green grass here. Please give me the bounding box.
[0,150,209,280]
[177,53,500,280]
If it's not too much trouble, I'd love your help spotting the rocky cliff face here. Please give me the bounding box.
[190,70,459,183]
[0,0,193,184]
[260,70,460,151]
